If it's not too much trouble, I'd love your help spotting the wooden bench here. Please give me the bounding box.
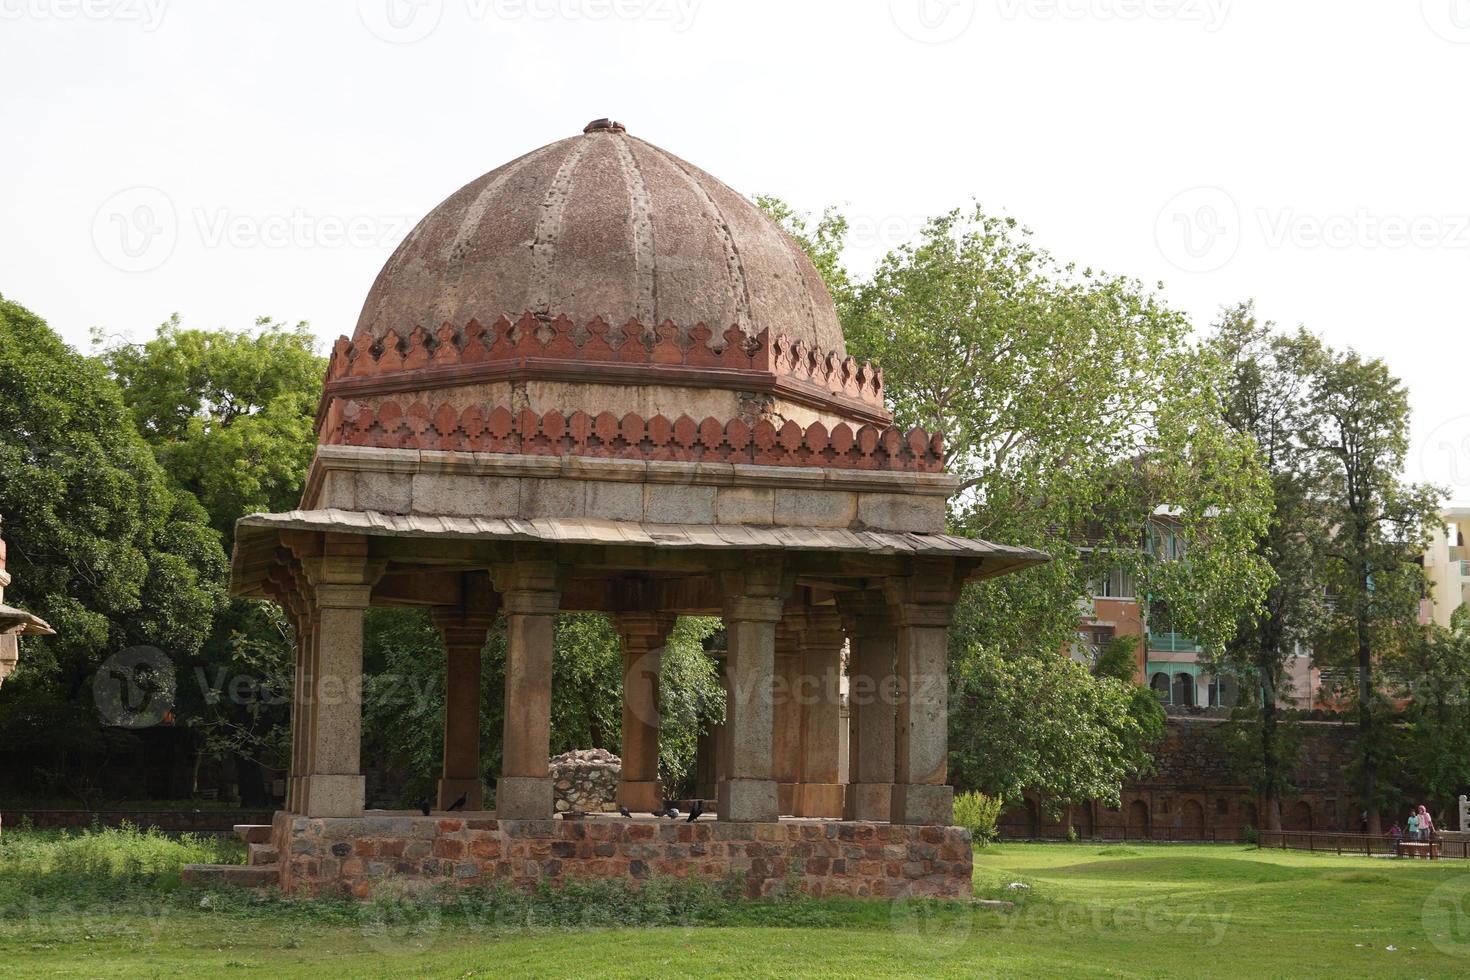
[1398,841,1440,859]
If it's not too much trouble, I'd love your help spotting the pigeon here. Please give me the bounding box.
[446,792,468,812]
[618,805,631,818]
[418,796,433,816]
[685,800,703,823]
[665,806,681,820]
[650,805,669,818]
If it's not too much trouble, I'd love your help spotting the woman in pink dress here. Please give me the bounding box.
[1417,805,1436,841]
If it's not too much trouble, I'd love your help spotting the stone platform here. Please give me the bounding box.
[272,811,973,900]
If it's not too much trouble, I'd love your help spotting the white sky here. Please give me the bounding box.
[3,0,1467,504]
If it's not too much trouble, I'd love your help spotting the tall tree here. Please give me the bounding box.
[761,200,1272,805]
[1301,337,1442,834]
[1207,303,1324,830]
[0,296,226,794]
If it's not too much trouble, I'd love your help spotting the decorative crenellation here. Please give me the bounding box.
[324,314,885,411]
[320,399,944,472]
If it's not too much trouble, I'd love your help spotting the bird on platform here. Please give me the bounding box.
[650,805,669,818]
[446,793,468,812]
[665,805,681,820]
[685,800,703,823]
[418,796,433,816]
[618,805,631,818]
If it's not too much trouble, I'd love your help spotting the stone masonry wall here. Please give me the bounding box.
[273,812,973,900]
[550,748,621,813]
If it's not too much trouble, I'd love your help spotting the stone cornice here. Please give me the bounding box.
[317,314,892,430]
[301,444,960,510]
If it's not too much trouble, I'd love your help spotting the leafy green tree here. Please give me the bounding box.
[1399,607,1470,823]
[754,195,857,320]
[99,315,323,540]
[0,295,226,793]
[1301,337,1443,834]
[1207,303,1326,830]
[948,642,1162,811]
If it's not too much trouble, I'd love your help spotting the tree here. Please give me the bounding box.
[1301,337,1442,834]
[1399,607,1470,824]
[761,198,1272,804]
[1207,303,1326,830]
[0,295,226,794]
[99,315,324,541]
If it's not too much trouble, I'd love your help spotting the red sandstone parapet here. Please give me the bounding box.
[322,401,945,473]
[273,811,973,900]
[323,314,886,413]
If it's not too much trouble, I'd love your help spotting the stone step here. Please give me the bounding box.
[182,864,279,889]
[247,843,279,867]
[233,824,272,845]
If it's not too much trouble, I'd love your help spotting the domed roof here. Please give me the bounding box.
[355,119,845,356]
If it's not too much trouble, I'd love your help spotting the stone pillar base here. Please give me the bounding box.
[718,778,778,822]
[497,776,553,819]
[795,783,846,818]
[616,779,663,813]
[302,774,365,818]
[891,784,954,826]
[438,778,483,811]
[844,783,893,822]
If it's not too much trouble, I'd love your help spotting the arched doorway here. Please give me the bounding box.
[1071,804,1094,839]
[1172,673,1195,707]
[1126,799,1150,839]
[1179,799,1205,839]
[1000,798,1039,838]
[1150,672,1171,702]
[1289,800,1313,831]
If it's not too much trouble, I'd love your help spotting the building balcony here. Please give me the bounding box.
[1147,631,1202,653]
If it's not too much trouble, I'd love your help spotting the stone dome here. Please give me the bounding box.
[355,119,846,356]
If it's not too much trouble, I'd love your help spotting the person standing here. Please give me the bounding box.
[1407,811,1420,842]
[1418,805,1436,841]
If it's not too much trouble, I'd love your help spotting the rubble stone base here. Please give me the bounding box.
[272,810,973,900]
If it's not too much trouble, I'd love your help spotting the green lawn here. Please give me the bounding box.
[4,831,1470,977]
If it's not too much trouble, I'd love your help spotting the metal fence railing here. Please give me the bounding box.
[1256,829,1468,858]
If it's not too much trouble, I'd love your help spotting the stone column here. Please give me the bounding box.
[772,618,803,815]
[718,560,790,822]
[885,561,960,826]
[838,591,897,821]
[299,541,384,818]
[794,605,845,818]
[492,556,560,819]
[431,575,498,811]
[614,613,674,812]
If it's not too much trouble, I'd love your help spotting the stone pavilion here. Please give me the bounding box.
[220,120,1044,898]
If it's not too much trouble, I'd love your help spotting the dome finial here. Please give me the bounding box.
[583,118,626,134]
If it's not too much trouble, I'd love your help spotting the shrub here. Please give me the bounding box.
[953,791,1003,844]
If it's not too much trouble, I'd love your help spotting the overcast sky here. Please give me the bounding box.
[3,0,1467,504]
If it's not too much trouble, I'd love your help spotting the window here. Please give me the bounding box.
[1089,567,1137,599]
[1216,798,1229,816]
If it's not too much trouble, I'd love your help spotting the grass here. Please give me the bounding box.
[3,829,1470,977]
